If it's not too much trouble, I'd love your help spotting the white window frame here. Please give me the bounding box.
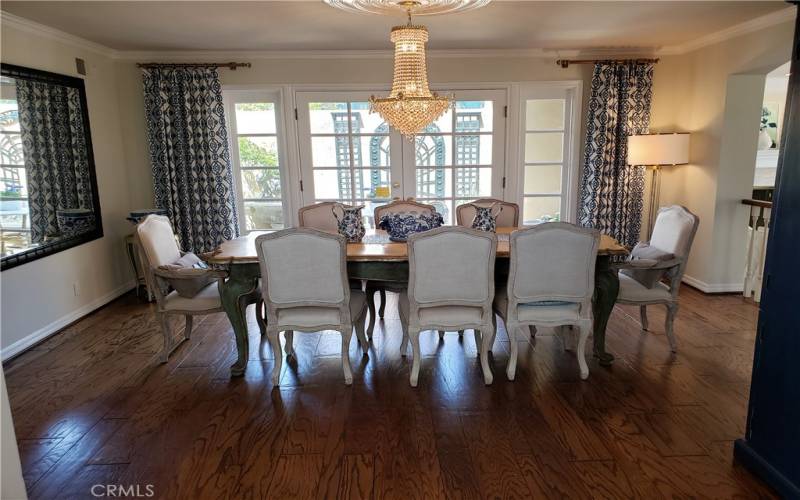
[514,81,583,223]
[223,88,293,233]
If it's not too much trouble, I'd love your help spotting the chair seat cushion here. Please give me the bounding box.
[164,282,221,311]
[275,291,366,330]
[494,287,580,323]
[398,292,483,327]
[618,273,672,302]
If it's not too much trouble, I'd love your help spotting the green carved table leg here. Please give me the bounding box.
[220,262,260,377]
[593,255,619,366]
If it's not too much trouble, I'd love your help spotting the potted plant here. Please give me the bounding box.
[758,107,777,150]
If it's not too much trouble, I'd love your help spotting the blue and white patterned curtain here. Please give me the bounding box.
[579,62,653,248]
[16,80,93,243]
[142,66,238,253]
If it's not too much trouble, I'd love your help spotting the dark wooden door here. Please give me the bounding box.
[734,5,800,498]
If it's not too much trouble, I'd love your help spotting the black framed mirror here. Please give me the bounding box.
[0,63,102,270]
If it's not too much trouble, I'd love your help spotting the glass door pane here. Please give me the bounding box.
[522,96,568,224]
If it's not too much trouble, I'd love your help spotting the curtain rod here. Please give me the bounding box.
[136,62,252,70]
[556,58,659,68]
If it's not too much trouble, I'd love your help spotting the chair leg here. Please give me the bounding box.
[341,328,353,385]
[284,330,294,357]
[665,304,678,353]
[267,328,282,386]
[409,328,421,387]
[473,329,482,354]
[255,300,266,336]
[157,312,172,363]
[488,326,497,353]
[184,314,193,340]
[438,330,445,340]
[506,321,518,381]
[577,323,590,380]
[367,291,377,340]
[354,310,369,353]
[529,325,537,337]
[378,289,387,319]
[640,305,649,331]
[458,330,465,337]
[482,323,494,385]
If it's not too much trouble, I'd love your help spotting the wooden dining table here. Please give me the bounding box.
[206,227,628,377]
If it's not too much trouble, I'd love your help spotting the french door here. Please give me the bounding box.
[296,89,506,225]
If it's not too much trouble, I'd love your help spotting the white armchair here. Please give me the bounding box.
[135,215,263,363]
[494,222,599,381]
[617,205,699,352]
[255,228,368,386]
[399,227,497,386]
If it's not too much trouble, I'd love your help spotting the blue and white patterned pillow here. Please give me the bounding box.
[378,212,444,242]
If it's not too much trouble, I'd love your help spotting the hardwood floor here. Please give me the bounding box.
[4,287,776,499]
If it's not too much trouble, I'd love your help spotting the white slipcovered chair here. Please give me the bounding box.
[399,227,497,386]
[297,201,343,233]
[617,205,699,352]
[255,228,368,386]
[494,222,599,381]
[135,215,263,363]
[367,199,437,338]
[456,198,520,228]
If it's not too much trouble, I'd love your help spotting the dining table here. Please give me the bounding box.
[205,227,629,377]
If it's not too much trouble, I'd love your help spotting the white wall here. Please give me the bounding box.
[649,15,795,292]
[0,22,134,356]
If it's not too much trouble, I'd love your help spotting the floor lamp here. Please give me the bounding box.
[627,133,690,236]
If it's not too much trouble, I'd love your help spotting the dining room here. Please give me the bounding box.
[1,1,799,498]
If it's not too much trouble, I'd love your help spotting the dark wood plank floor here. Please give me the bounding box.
[4,287,776,499]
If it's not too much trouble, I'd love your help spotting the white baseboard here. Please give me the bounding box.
[682,274,743,293]
[1,280,136,362]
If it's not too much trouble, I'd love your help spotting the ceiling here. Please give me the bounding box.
[0,1,789,53]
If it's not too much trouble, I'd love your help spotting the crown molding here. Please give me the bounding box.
[658,6,796,56]
[0,11,120,59]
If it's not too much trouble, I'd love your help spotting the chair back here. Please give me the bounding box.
[508,222,599,306]
[374,199,436,226]
[407,227,496,307]
[298,202,342,232]
[649,205,699,259]
[255,228,350,322]
[456,198,519,228]
[135,214,181,268]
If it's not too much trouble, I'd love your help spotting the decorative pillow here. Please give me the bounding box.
[158,252,215,298]
[379,212,444,242]
[620,242,675,289]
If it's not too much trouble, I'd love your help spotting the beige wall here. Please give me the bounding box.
[649,16,795,290]
[0,23,134,355]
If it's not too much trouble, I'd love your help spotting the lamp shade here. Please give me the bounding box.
[627,133,690,166]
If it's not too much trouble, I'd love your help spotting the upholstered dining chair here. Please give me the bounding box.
[617,205,699,353]
[399,227,497,386]
[495,222,599,381]
[367,199,437,338]
[456,198,520,228]
[298,201,343,232]
[135,214,263,363]
[255,228,369,386]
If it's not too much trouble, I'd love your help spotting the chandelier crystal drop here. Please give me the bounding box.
[369,6,453,137]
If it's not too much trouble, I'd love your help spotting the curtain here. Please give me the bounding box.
[142,66,238,253]
[16,80,93,243]
[578,62,653,248]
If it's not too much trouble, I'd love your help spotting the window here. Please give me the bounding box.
[225,91,289,232]
[0,81,30,257]
[519,85,579,225]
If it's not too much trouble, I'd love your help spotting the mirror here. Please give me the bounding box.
[0,64,102,270]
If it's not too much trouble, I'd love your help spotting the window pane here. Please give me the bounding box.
[417,108,452,134]
[525,132,563,163]
[523,196,561,225]
[238,136,278,167]
[313,168,351,200]
[454,134,491,166]
[244,201,284,231]
[241,168,282,199]
[355,135,390,167]
[524,164,562,194]
[526,99,565,131]
[234,103,276,134]
[360,200,389,228]
[454,167,491,198]
[350,102,388,134]
[0,199,30,229]
[308,102,348,134]
[356,168,390,200]
[311,136,349,167]
[415,134,452,166]
[416,167,452,198]
[455,101,493,132]
[0,166,27,199]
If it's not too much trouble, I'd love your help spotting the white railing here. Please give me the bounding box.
[742,198,772,302]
